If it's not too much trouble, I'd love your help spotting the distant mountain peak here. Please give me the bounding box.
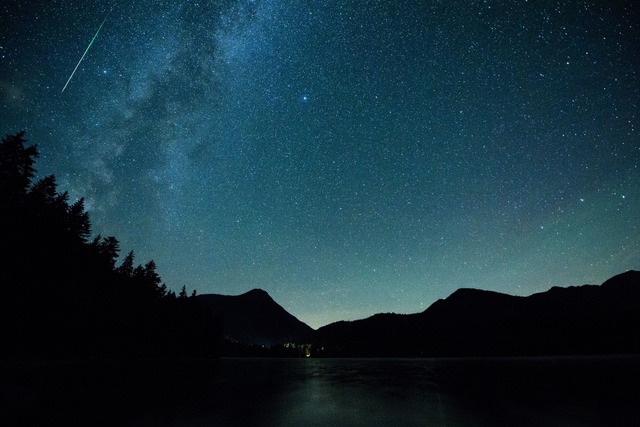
[242,288,271,299]
[443,287,518,304]
[447,287,496,298]
[197,289,314,347]
[601,270,640,288]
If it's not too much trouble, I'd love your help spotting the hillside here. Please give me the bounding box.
[314,271,640,357]
[197,289,314,347]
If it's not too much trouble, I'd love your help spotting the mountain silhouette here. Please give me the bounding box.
[195,271,640,357]
[314,270,640,357]
[197,289,314,347]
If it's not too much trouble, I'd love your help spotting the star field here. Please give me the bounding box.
[1,1,639,327]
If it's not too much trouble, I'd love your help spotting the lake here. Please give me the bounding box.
[2,356,639,426]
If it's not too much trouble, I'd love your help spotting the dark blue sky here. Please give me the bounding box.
[1,0,638,327]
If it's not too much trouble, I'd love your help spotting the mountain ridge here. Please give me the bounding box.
[197,289,314,347]
[315,270,640,356]
[198,270,640,357]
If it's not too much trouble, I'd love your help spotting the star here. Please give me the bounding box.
[1,0,637,328]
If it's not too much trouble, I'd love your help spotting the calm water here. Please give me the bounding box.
[2,356,639,426]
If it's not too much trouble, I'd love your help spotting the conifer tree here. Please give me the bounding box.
[0,131,38,200]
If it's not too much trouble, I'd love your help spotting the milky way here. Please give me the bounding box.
[1,1,639,327]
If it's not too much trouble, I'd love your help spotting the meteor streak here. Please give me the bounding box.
[62,11,111,93]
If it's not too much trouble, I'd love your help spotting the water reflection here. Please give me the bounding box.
[2,356,639,426]
[271,359,445,426]
[192,357,640,427]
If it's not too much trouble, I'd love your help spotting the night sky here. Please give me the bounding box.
[1,1,638,328]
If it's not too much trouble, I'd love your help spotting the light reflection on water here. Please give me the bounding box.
[2,356,639,426]
[268,359,445,426]
[186,356,639,427]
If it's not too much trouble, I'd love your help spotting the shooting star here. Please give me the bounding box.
[62,11,111,93]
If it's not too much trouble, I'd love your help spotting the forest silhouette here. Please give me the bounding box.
[0,131,222,359]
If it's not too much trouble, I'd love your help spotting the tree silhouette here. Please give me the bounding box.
[117,250,135,277]
[92,235,121,269]
[68,198,91,242]
[0,131,37,200]
[179,285,189,299]
[0,131,222,359]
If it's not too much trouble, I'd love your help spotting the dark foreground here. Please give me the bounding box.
[2,356,639,426]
